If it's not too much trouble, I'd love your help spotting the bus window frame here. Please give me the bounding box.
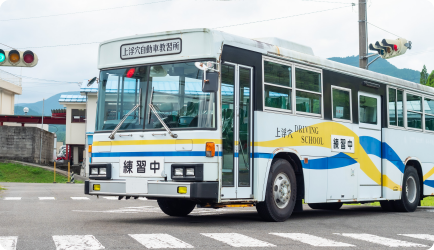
[405,90,424,132]
[331,85,352,123]
[424,96,434,133]
[387,86,407,131]
[262,56,324,119]
[262,57,293,114]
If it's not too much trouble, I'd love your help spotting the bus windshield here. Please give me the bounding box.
[96,61,216,131]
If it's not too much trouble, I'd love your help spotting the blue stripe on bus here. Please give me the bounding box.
[359,136,405,173]
[302,152,357,170]
[424,180,434,188]
[92,151,223,157]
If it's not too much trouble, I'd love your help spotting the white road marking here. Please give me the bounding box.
[70,197,90,200]
[201,233,276,247]
[73,206,158,214]
[39,197,55,200]
[3,197,21,201]
[102,197,118,200]
[400,234,434,241]
[52,235,105,250]
[129,234,194,249]
[0,236,18,250]
[271,233,354,247]
[336,233,428,247]
[138,197,148,200]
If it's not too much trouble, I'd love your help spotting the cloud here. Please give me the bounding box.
[0,0,6,8]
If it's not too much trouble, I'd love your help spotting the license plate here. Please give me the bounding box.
[119,157,165,177]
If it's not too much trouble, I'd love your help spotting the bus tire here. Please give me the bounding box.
[157,198,196,216]
[394,166,420,212]
[256,159,297,222]
[308,203,342,210]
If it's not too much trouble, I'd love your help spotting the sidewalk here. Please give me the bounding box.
[7,160,88,182]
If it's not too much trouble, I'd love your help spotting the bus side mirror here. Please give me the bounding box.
[202,71,218,92]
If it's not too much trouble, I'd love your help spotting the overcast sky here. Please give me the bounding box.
[0,0,433,104]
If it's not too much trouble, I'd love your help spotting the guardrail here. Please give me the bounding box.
[0,69,22,87]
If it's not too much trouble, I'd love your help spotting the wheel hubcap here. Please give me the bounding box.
[406,176,417,204]
[273,173,291,209]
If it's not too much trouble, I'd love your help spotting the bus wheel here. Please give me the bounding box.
[308,203,343,210]
[157,199,196,216]
[256,159,297,222]
[394,166,420,212]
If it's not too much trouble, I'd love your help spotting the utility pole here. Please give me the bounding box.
[39,98,44,164]
[358,0,368,69]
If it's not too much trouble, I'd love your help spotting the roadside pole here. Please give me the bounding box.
[67,161,71,183]
[53,161,56,183]
[358,0,368,69]
[39,98,44,164]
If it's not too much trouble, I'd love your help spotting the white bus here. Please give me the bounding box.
[85,28,434,221]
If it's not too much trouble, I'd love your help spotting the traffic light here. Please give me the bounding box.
[369,38,412,59]
[0,50,38,67]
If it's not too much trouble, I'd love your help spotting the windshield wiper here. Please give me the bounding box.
[148,103,178,138]
[108,104,139,139]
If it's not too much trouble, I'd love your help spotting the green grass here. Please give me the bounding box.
[0,185,6,191]
[0,162,82,183]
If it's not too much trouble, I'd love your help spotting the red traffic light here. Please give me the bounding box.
[393,45,398,51]
[23,51,34,64]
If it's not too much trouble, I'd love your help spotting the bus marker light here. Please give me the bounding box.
[206,142,215,157]
[177,186,187,194]
[93,184,100,191]
[304,158,308,164]
[88,145,92,153]
[126,68,135,78]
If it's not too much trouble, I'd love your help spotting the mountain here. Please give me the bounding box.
[14,106,41,116]
[328,55,420,83]
[15,91,80,115]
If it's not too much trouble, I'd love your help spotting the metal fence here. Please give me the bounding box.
[0,69,22,87]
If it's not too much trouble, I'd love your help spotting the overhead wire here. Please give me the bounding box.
[367,22,402,38]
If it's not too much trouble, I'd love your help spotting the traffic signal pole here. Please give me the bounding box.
[358,0,368,69]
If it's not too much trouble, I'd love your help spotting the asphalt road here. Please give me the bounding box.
[0,182,433,250]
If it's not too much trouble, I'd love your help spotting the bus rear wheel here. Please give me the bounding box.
[393,166,420,212]
[256,159,297,222]
[157,198,196,216]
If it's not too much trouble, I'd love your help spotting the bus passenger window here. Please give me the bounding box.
[389,88,404,127]
[407,94,422,129]
[359,95,377,124]
[389,88,397,126]
[263,61,292,111]
[295,68,321,115]
[332,87,351,121]
[425,98,434,131]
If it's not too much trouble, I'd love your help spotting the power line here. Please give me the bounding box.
[367,22,402,38]
[214,5,352,29]
[19,41,100,49]
[1,69,81,84]
[0,42,17,50]
[0,0,173,22]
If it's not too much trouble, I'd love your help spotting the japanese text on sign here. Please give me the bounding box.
[120,38,182,59]
[330,135,355,153]
[119,157,165,177]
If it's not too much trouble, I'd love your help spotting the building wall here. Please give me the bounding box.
[63,103,86,145]
[0,90,14,115]
[0,126,54,164]
[84,93,98,176]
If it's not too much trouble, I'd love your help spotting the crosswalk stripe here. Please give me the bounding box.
[270,233,354,247]
[129,234,193,249]
[52,235,105,250]
[0,236,18,250]
[201,233,276,247]
[138,198,148,200]
[3,197,21,201]
[70,197,90,200]
[399,234,434,241]
[39,197,55,200]
[336,233,428,247]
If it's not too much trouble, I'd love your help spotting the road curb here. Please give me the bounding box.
[6,160,88,181]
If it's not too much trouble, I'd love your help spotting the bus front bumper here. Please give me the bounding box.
[85,180,218,200]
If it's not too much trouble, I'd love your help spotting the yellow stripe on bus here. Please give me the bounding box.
[423,167,434,181]
[93,139,222,146]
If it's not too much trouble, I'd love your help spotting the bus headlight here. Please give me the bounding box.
[186,168,195,176]
[91,168,99,175]
[174,168,184,176]
[99,168,107,175]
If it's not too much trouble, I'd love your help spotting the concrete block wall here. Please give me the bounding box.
[0,126,54,164]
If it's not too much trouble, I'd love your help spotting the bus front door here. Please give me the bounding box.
[221,63,253,199]
[358,92,382,199]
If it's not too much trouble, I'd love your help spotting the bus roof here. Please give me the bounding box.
[99,28,433,96]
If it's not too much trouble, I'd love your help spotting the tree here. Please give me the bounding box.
[421,65,429,85]
[427,70,434,87]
